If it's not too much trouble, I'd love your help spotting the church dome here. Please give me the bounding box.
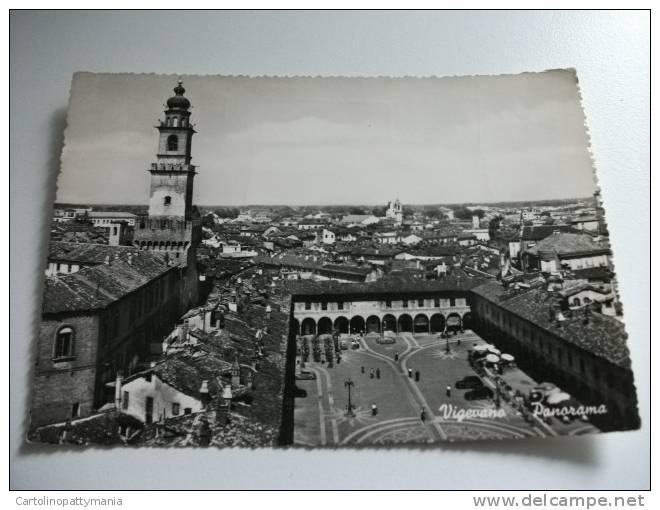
[166,80,190,110]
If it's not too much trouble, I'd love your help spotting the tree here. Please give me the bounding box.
[488,215,503,238]
[453,207,484,221]
[425,208,445,219]
[348,207,366,215]
[201,213,216,229]
[372,205,387,217]
[214,207,240,218]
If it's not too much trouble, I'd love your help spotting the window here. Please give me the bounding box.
[337,302,344,310]
[172,403,180,415]
[164,196,172,206]
[321,302,327,311]
[434,298,440,307]
[184,407,192,415]
[122,391,129,410]
[54,326,75,359]
[402,300,408,308]
[385,300,392,308]
[71,403,80,418]
[167,134,178,151]
[418,299,424,307]
[449,298,456,307]
[572,297,581,306]
[305,302,311,310]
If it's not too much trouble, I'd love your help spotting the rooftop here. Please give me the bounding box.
[43,250,175,314]
[472,280,630,368]
[87,211,137,218]
[286,271,485,298]
[48,241,139,264]
[525,232,609,257]
[520,224,576,241]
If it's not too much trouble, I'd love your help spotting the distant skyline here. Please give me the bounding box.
[58,71,598,206]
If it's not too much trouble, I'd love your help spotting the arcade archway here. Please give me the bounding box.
[366,315,381,334]
[318,317,333,335]
[430,313,445,333]
[446,313,462,331]
[301,318,316,336]
[462,312,473,330]
[350,316,365,334]
[382,314,397,332]
[414,314,430,334]
[398,314,413,333]
[334,316,349,334]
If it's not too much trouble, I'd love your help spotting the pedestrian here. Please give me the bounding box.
[376,368,381,379]
[408,368,413,378]
[420,407,426,422]
[370,368,375,379]
[394,352,399,361]
[415,370,420,382]
[361,366,365,374]
[371,403,378,416]
[446,385,451,398]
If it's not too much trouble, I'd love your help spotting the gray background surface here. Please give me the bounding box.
[10,10,650,489]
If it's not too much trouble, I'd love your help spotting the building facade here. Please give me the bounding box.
[31,253,181,429]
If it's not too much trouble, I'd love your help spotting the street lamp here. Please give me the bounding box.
[445,334,450,354]
[344,378,356,417]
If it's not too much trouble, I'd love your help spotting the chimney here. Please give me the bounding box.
[104,255,110,265]
[127,253,133,266]
[216,385,233,425]
[114,371,124,410]
[199,380,210,409]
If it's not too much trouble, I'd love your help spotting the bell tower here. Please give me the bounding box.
[135,79,201,310]
[148,80,195,219]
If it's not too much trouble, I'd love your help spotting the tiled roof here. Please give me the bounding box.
[472,280,630,368]
[286,271,485,298]
[124,350,232,398]
[87,211,137,219]
[525,233,609,257]
[43,250,175,314]
[570,267,614,282]
[48,241,138,264]
[571,215,598,223]
[520,224,575,241]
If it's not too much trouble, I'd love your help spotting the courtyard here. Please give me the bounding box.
[292,330,598,446]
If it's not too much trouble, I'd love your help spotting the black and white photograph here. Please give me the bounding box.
[26,70,641,448]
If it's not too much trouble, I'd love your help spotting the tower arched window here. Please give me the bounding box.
[164,196,171,206]
[54,326,75,359]
[173,118,179,127]
[167,135,178,151]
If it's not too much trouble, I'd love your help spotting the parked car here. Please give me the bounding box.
[296,370,316,381]
[464,387,494,401]
[351,340,360,350]
[455,376,484,390]
[339,339,349,350]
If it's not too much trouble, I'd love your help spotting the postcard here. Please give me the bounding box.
[28,71,640,447]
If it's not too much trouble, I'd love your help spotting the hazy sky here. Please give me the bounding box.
[57,70,598,206]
